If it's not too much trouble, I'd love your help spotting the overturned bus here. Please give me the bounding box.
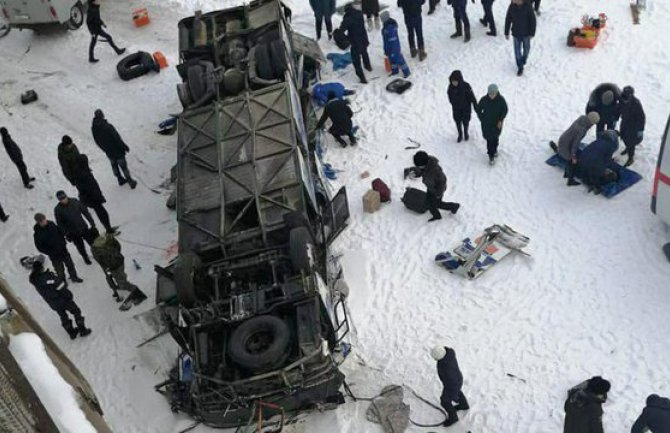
[154,0,352,427]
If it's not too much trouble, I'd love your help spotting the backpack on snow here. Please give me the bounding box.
[386,78,412,95]
[371,178,391,203]
[401,187,427,214]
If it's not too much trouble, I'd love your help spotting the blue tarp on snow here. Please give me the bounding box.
[545,146,643,198]
[326,52,352,71]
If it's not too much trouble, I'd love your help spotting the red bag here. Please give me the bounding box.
[372,178,391,203]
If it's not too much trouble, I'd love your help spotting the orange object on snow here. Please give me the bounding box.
[153,51,168,69]
[573,34,598,49]
[133,8,150,27]
[384,56,391,73]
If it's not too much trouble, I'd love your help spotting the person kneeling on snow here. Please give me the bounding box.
[91,233,147,307]
[410,151,460,222]
[311,82,355,107]
[381,11,411,78]
[29,255,91,340]
[431,345,469,427]
[563,376,610,433]
[549,111,600,186]
[575,130,620,194]
[315,92,357,147]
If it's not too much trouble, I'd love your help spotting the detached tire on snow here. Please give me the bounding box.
[227,315,291,372]
[289,226,315,273]
[67,2,84,30]
[117,51,157,81]
[172,252,201,307]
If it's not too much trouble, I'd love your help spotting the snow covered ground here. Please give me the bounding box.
[1,0,670,432]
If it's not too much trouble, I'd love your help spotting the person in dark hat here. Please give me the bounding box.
[33,213,83,283]
[1,127,35,189]
[29,255,91,339]
[618,85,645,167]
[564,376,611,433]
[54,190,97,265]
[447,70,478,142]
[57,135,81,186]
[86,0,126,63]
[315,92,357,147]
[411,151,460,221]
[340,2,372,84]
[631,394,670,433]
[91,109,137,188]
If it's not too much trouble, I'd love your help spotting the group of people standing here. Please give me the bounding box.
[1,109,146,339]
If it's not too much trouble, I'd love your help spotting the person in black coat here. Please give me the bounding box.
[0,202,8,222]
[58,135,81,186]
[447,70,478,142]
[575,130,620,194]
[564,376,610,433]
[448,0,471,42]
[340,3,372,84]
[33,213,82,283]
[1,127,35,189]
[398,0,426,60]
[631,394,670,433]
[532,0,541,15]
[479,0,497,36]
[504,0,536,76]
[91,109,137,188]
[431,345,469,426]
[585,83,622,136]
[476,84,508,165]
[411,151,460,221]
[618,86,645,167]
[362,0,381,29]
[315,92,357,147]
[54,190,96,265]
[72,154,115,234]
[29,257,91,339]
[87,0,125,63]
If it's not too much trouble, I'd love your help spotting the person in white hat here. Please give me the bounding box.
[431,345,469,427]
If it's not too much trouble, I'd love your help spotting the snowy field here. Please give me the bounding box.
[1,0,670,431]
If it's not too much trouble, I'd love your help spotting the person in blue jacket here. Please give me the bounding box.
[575,130,620,193]
[311,82,355,107]
[309,0,336,40]
[381,12,411,78]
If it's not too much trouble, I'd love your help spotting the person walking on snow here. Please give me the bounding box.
[631,394,670,433]
[479,0,497,36]
[1,127,35,189]
[531,0,541,15]
[309,0,335,40]
[0,203,8,223]
[549,112,600,186]
[428,0,440,15]
[29,256,91,340]
[476,84,508,165]
[54,190,96,265]
[585,83,621,136]
[411,151,460,221]
[431,345,469,426]
[91,233,147,307]
[58,135,82,186]
[504,0,536,76]
[447,70,478,142]
[91,109,137,189]
[448,0,472,42]
[618,86,645,167]
[33,213,83,284]
[363,0,381,30]
[341,3,372,84]
[87,0,126,63]
[315,92,357,147]
[381,12,411,78]
[71,153,116,234]
[398,0,427,60]
[563,376,610,433]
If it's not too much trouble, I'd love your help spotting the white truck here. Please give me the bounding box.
[651,113,670,260]
[0,0,85,36]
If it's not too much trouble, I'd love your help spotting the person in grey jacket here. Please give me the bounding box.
[54,190,96,265]
[550,112,600,186]
[631,394,670,433]
[412,151,460,222]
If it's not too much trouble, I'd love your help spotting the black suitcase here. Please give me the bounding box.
[401,187,427,214]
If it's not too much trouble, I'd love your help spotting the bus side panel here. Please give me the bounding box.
[652,114,670,222]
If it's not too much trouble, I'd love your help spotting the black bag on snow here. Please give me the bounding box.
[401,187,427,214]
[333,28,350,50]
[386,78,412,94]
